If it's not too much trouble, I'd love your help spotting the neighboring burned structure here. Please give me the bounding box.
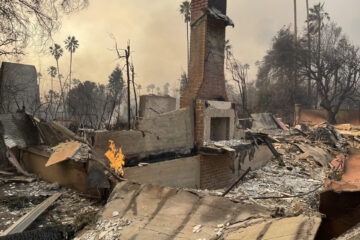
[0,62,40,114]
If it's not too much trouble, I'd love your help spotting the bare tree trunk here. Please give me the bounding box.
[108,91,119,128]
[131,64,138,119]
[186,21,189,73]
[56,59,65,118]
[126,44,131,130]
[69,51,73,92]
[56,60,63,98]
[306,0,312,107]
[98,95,109,129]
[241,78,248,114]
[50,77,53,105]
[316,18,322,109]
[293,0,298,105]
[327,110,337,124]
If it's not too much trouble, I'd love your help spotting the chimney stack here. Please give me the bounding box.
[180,0,233,108]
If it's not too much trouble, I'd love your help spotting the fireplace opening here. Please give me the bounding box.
[210,117,230,141]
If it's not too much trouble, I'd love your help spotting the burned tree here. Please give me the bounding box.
[179,71,188,95]
[107,65,124,127]
[225,40,250,115]
[301,23,360,123]
[67,80,108,128]
[254,27,308,122]
[0,0,88,58]
[110,36,132,130]
[130,63,138,119]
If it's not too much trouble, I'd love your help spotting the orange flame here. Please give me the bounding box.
[105,140,125,176]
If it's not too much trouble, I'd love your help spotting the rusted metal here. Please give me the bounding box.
[22,147,91,194]
[326,153,360,192]
[318,152,360,239]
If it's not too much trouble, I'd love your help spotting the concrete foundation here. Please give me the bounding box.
[124,144,273,190]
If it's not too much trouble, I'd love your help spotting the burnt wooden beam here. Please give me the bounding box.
[1,193,61,236]
[222,167,250,197]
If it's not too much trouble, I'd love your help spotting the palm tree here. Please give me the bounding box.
[64,36,79,91]
[49,44,64,91]
[308,3,330,107]
[180,1,191,71]
[137,84,142,97]
[308,3,330,66]
[147,84,155,94]
[47,66,57,103]
[49,43,65,108]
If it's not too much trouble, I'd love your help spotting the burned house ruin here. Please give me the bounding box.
[3,0,359,239]
[93,0,274,191]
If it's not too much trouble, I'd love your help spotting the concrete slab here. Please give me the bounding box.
[78,181,270,240]
[224,215,321,240]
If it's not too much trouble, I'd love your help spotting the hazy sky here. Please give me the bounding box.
[20,0,360,96]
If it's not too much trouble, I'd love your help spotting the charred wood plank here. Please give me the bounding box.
[222,167,250,197]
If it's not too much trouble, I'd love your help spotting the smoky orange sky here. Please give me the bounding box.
[21,0,360,96]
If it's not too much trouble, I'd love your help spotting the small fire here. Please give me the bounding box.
[105,140,125,176]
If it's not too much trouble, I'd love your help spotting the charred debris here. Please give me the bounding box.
[0,108,359,239]
[1,0,360,239]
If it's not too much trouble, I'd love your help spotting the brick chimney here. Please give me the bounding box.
[180,0,233,108]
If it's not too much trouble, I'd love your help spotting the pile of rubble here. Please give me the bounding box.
[76,217,132,240]
[186,122,352,229]
[0,174,102,237]
[0,109,359,239]
[230,123,349,214]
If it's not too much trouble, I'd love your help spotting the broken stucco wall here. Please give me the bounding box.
[0,62,40,114]
[94,106,194,163]
[124,156,200,189]
[139,95,176,119]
